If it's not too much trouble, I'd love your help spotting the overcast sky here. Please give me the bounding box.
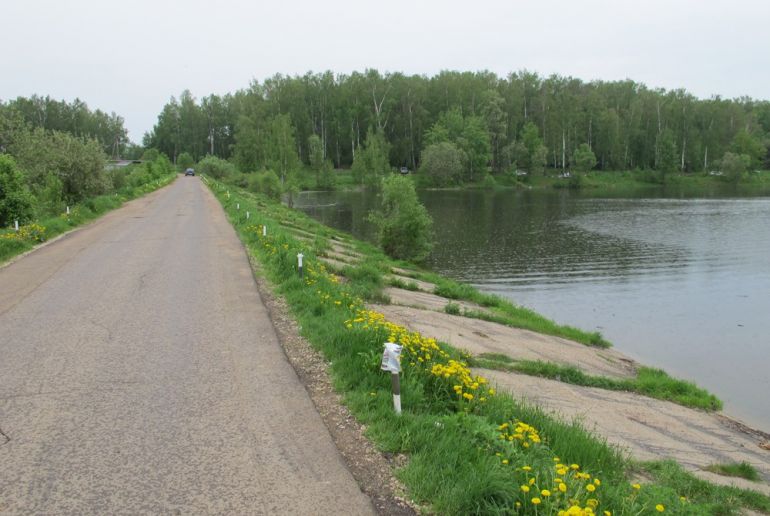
[4,0,770,142]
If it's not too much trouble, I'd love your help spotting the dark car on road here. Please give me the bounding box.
[185,168,195,176]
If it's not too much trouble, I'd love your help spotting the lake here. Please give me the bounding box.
[295,185,770,432]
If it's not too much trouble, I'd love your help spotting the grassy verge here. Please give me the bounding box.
[205,177,767,515]
[471,354,722,411]
[704,462,761,482]
[0,172,176,265]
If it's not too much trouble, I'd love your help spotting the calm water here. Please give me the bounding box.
[295,186,770,431]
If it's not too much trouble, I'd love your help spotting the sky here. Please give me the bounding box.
[4,0,770,143]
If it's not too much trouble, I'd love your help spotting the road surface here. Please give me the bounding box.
[0,177,374,514]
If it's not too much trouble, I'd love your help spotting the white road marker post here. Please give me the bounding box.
[262,225,267,237]
[236,203,240,210]
[14,220,19,232]
[297,253,304,279]
[246,211,250,220]
[381,343,403,415]
[66,206,70,215]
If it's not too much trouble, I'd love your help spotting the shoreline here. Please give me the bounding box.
[207,176,770,512]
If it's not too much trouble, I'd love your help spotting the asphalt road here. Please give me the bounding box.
[0,177,374,514]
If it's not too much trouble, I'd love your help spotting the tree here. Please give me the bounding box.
[265,114,300,186]
[481,89,507,172]
[419,142,464,186]
[351,128,390,188]
[0,154,34,226]
[308,133,335,189]
[730,130,765,169]
[573,143,597,173]
[424,108,491,182]
[532,144,548,175]
[656,128,678,178]
[368,175,433,262]
[10,128,109,203]
[177,152,194,171]
[519,122,543,172]
[719,152,750,183]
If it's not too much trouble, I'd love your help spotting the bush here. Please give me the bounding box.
[419,142,464,187]
[197,155,237,179]
[482,174,497,189]
[10,128,109,203]
[247,170,282,200]
[368,175,433,262]
[0,154,34,226]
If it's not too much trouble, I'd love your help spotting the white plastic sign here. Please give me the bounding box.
[381,342,403,373]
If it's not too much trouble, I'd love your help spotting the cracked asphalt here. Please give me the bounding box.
[0,177,374,515]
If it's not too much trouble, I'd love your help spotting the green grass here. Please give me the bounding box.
[704,462,761,482]
[1,173,176,266]
[641,460,770,513]
[471,356,723,411]
[204,176,766,515]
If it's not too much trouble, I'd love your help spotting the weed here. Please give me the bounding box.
[703,462,761,481]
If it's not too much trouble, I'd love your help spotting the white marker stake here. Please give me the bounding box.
[381,343,403,415]
[297,253,304,278]
[246,211,250,219]
[236,203,240,210]
[391,372,402,414]
[262,225,267,237]
[66,206,70,215]
[14,220,19,232]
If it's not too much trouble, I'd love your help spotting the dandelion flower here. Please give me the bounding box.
[656,504,665,512]
[531,497,541,505]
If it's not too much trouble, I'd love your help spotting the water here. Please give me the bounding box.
[295,186,770,431]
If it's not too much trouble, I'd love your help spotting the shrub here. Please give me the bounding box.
[10,128,109,203]
[419,142,464,187]
[248,170,282,200]
[0,154,34,226]
[368,175,433,262]
[197,155,237,179]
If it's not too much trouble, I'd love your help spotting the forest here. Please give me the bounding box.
[143,70,770,182]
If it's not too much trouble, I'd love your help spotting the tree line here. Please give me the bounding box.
[0,96,163,228]
[144,70,770,183]
[0,95,136,158]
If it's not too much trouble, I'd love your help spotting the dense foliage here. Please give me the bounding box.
[0,95,133,158]
[144,70,770,177]
[368,175,433,261]
[0,155,34,226]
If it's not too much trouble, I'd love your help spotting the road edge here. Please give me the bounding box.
[243,250,418,516]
